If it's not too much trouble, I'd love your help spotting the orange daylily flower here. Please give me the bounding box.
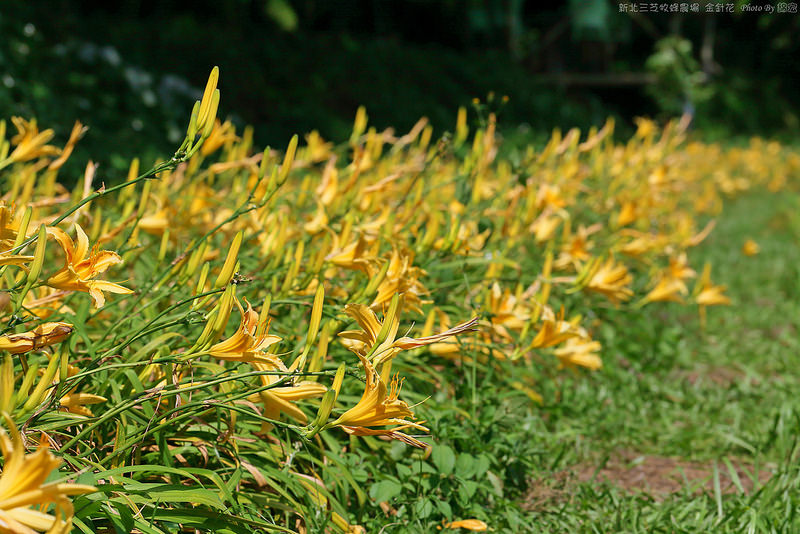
[329,353,428,449]
[208,299,281,364]
[584,257,633,304]
[46,224,133,307]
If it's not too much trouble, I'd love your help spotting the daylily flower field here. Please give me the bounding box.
[1,68,799,533]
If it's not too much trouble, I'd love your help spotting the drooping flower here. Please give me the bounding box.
[46,224,133,307]
[442,519,489,531]
[695,264,730,307]
[0,322,73,355]
[695,263,730,307]
[0,416,96,533]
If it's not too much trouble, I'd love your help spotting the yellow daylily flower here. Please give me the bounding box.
[208,299,281,364]
[329,353,428,449]
[249,356,327,431]
[0,323,73,355]
[528,306,579,349]
[325,236,380,274]
[371,248,429,315]
[584,257,633,304]
[0,416,96,533]
[554,225,596,271]
[742,239,759,256]
[46,225,133,307]
[442,519,489,531]
[529,212,561,243]
[58,363,107,417]
[339,303,477,366]
[5,117,61,165]
[666,253,696,282]
[642,276,686,304]
[0,205,34,268]
[616,201,638,227]
[554,336,602,370]
[487,283,530,340]
[695,264,730,307]
[48,121,88,171]
[200,119,238,156]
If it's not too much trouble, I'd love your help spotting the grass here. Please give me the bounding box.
[387,189,800,533]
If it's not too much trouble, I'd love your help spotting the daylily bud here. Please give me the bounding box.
[0,354,13,412]
[17,362,40,401]
[350,106,368,145]
[307,281,325,346]
[308,320,331,373]
[305,362,346,438]
[191,262,210,311]
[196,66,220,134]
[214,231,243,289]
[200,89,221,140]
[12,206,32,251]
[290,281,325,372]
[183,242,207,281]
[278,135,298,185]
[362,259,389,299]
[23,352,61,411]
[371,294,400,356]
[204,284,236,350]
[26,224,47,285]
[455,106,468,146]
[258,146,271,179]
[185,100,201,141]
[255,294,272,338]
[158,228,170,262]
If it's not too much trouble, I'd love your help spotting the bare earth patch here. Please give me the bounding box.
[523,450,771,510]
[673,363,758,388]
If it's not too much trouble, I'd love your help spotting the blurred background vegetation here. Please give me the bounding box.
[1,0,798,179]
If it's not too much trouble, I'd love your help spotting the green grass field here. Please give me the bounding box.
[374,190,800,533]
